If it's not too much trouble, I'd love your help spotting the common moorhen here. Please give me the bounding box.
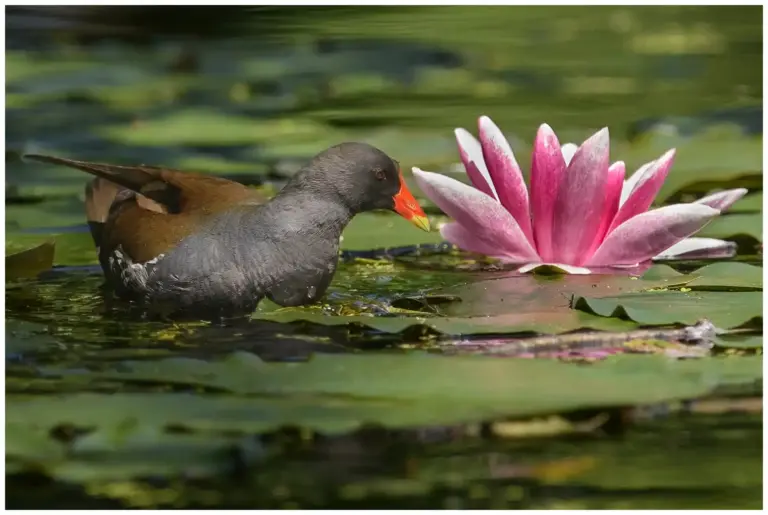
[24,143,431,317]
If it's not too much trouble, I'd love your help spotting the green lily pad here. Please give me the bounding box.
[6,423,67,473]
[6,232,97,266]
[102,110,333,147]
[686,262,762,290]
[252,265,696,335]
[88,76,193,110]
[252,308,638,336]
[698,214,762,242]
[31,353,761,429]
[6,197,88,230]
[171,155,270,176]
[728,192,762,213]
[574,291,762,329]
[620,127,763,202]
[6,51,95,84]
[713,335,762,349]
[49,426,263,483]
[438,265,692,318]
[6,240,55,280]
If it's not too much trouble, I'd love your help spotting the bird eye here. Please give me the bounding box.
[373,168,386,181]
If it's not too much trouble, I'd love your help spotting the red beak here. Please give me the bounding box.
[393,170,431,232]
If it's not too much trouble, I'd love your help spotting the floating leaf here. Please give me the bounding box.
[6,423,67,474]
[574,291,762,329]
[438,266,692,318]
[50,426,264,483]
[713,335,762,349]
[686,262,762,290]
[102,110,336,147]
[6,240,55,280]
[620,127,763,201]
[252,265,699,335]
[29,353,761,433]
[698,214,762,242]
[728,192,762,213]
[6,232,96,266]
[253,308,638,336]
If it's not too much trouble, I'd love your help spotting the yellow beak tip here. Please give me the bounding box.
[412,215,431,232]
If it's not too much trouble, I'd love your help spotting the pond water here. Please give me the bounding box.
[5,6,763,509]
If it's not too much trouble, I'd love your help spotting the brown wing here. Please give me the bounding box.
[24,154,267,262]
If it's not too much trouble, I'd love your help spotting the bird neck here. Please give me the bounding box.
[264,189,355,236]
[278,166,362,214]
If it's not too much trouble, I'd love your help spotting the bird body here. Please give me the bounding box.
[25,143,430,317]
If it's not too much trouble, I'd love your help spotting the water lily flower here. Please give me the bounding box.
[413,116,748,274]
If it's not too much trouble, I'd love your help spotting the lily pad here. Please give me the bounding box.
[6,240,55,280]
[30,353,762,430]
[728,192,762,213]
[6,232,97,266]
[252,265,698,335]
[252,308,638,336]
[102,110,334,147]
[574,291,762,329]
[698,214,762,242]
[6,423,67,473]
[713,335,762,349]
[48,426,264,483]
[6,51,96,84]
[6,197,88,230]
[686,262,762,290]
[171,154,270,176]
[620,127,763,201]
[438,266,692,318]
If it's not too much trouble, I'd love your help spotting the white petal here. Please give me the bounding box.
[619,160,655,207]
[654,237,738,260]
[560,143,578,166]
[454,128,498,200]
[695,188,749,212]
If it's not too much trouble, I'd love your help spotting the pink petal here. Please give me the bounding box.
[694,188,749,212]
[654,237,737,260]
[584,161,626,260]
[586,204,720,267]
[608,149,676,234]
[619,160,654,206]
[529,123,566,262]
[455,128,498,200]
[550,127,611,265]
[412,168,540,261]
[478,116,533,244]
[440,222,523,263]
